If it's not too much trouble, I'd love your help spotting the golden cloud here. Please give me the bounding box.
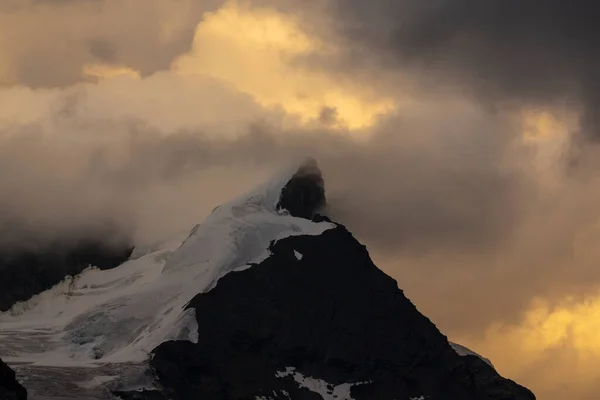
[173,0,396,130]
[521,109,574,142]
[82,64,141,81]
[454,292,600,399]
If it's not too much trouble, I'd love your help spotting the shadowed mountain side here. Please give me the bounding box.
[145,215,534,400]
[0,358,27,400]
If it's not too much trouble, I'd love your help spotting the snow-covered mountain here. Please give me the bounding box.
[0,159,535,400]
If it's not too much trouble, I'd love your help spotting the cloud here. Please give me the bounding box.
[173,0,396,129]
[324,0,600,140]
[456,293,600,400]
[0,0,223,87]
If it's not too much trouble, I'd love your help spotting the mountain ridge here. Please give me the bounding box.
[136,214,534,399]
[0,160,535,399]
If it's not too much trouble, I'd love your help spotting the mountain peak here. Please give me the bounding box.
[0,163,535,400]
[147,218,535,400]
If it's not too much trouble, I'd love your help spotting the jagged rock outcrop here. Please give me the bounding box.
[0,358,27,400]
[277,158,326,219]
[0,239,133,312]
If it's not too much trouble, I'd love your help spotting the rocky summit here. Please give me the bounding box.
[0,160,535,400]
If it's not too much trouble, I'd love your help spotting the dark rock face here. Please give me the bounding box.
[148,218,535,400]
[0,240,134,312]
[277,158,326,219]
[0,358,27,400]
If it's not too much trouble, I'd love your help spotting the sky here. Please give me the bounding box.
[1,1,600,398]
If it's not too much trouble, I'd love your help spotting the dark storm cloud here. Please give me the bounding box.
[87,39,117,63]
[330,0,600,139]
[318,106,339,125]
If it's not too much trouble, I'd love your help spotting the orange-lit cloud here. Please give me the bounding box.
[521,109,574,142]
[82,64,141,81]
[453,292,600,398]
[174,0,396,130]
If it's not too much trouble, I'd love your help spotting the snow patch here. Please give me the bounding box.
[276,367,370,400]
[450,342,494,368]
[294,250,303,260]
